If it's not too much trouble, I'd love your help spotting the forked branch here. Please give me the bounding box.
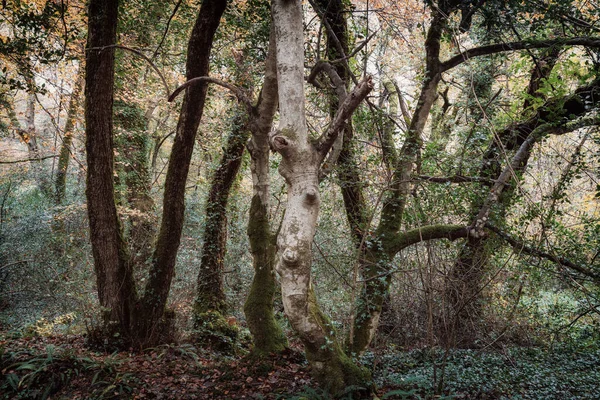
[316,75,373,162]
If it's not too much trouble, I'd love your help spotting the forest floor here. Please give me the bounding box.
[1,333,600,399]
[0,335,314,399]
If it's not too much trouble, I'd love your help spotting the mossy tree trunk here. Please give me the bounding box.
[345,7,468,356]
[243,29,287,355]
[443,49,561,348]
[135,0,227,346]
[194,107,249,317]
[113,99,156,270]
[84,0,227,348]
[55,70,84,205]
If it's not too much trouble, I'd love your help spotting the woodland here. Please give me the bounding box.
[1,0,600,398]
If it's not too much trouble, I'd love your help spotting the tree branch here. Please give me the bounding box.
[0,154,58,164]
[389,224,469,254]
[441,37,600,72]
[151,0,183,60]
[168,76,252,111]
[470,114,600,237]
[88,44,171,97]
[417,174,496,184]
[315,75,373,161]
[487,224,600,283]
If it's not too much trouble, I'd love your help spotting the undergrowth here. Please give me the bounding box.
[0,345,136,400]
[367,343,600,399]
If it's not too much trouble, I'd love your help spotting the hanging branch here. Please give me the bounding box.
[151,0,184,60]
[87,44,171,97]
[487,224,600,283]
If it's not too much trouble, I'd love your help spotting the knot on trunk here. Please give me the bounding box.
[282,247,299,264]
[304,187,318,205]
[269,128,297,156]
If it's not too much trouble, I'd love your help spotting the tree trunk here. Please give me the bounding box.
[348,9,447,356]
[443,49,561,348]
[85,0,137,339]
[13,89,52,195]
[55,71,84,205]
[137,0,227,346]
[243,30,288,355]
[271,0,371,394]
[194,109,249,317]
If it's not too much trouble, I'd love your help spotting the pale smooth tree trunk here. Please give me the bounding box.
[270,0,372,394]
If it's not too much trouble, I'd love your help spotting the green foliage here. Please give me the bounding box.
[371,345,600,399]
[0,345,137,400]
[0,2,80,91]
[281,384,368,400]
[0,174,93,332]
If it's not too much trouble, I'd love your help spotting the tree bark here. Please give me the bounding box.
[243,30,288,355]
[271,0,372,394]
[194,108,249,316]
[55,70,84,205]
[137,0,227,345]
[85,0,137,338]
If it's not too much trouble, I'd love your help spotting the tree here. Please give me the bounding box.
[269,0,373,394]
[318,0,600,355]
[85,0,227,348]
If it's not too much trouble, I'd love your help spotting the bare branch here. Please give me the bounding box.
[316,75,373,161]
[308,60,347,100]
[88,44,171,97]
[0,155,58,164]
[168,76,252,111]
[487,224,600,283]
[330,30,379,64]
[417,174,496,184]
[151,0,183,60]
[441,37,600,72]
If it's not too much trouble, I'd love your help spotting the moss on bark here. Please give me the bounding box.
[304,288,373,397]
[244,196,287,355]
[193,309,240,353]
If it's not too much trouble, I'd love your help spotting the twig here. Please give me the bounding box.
[152,0,184,60]
[88,44,171,97]
[487,223,600,283]
[0,155,58,164]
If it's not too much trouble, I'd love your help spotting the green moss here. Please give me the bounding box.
[244,195,288,355]
[193,310,240,354]
[304,287,373,397]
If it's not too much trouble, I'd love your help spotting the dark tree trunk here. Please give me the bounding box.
[443,49,561,348]
[194,110,249,317]
[85,0,137,338]
[137,0,227,345]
